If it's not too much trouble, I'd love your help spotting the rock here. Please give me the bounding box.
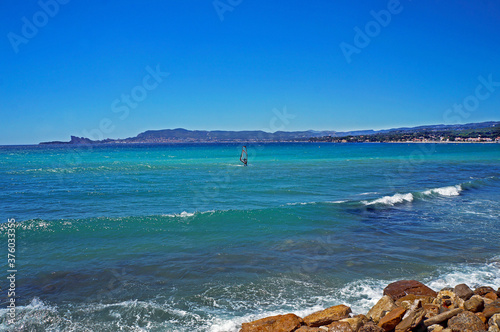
[455,284,474,301]
[304,305,352,327]
[367,296,398,324]
[489,326,500,332]
[395,308,425,332]
[327,321,354,332]
[484,301,500,319]
[433,290,464,310]
[396,295,434,309]
[442,329,452,332]
[447,311,486,332]
[475,287,496,297]
[423,304,440,318]
[476,312,487,324]
[359,322,384,332]
[485,293,499,301]
[428,324,444,332]
[464,296,485,313]
[423,308,463,326]
[489,314,500,329]
[384,280,437,301]
[296,327,326,332]
[240,313,304,332]
[378,307,407,331]
[340,315,369,332]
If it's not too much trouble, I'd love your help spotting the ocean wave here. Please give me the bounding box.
[362,193,414,206]
[422,185,462,197]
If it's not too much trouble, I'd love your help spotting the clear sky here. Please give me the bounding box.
[1,0,499,144]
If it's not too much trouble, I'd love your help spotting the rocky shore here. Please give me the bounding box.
[240,280,500,332]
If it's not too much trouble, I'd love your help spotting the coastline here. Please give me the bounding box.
[239,280,500,332]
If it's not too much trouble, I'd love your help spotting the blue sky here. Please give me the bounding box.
[1,0,499,144]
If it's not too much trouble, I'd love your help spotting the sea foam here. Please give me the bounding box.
[363,193,414,206]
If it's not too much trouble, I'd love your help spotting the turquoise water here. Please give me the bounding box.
[1,143,499,331]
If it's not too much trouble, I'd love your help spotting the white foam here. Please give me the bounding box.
[363,193,414,206]
[422,185,462,197]
[163,211,196,218]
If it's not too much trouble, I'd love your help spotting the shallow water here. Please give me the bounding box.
[1,143,499,331]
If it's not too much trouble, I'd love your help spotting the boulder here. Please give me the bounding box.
[340,315,369,332]
[475,287,496,297]
[359,322,384,332]
[367,296,398,324]
[489,326,500,332]
[485,293,499,301]
[304,305,352,327]
[240,313,304,332]
[383,280,437,301]
[454,284,474,301]
[489,314,500,329]
[395,308,425,332]
[396,295,434,309]
[423,304,440,319]
[484,301,500,319]
[464,296,485,313]
[428,324,444,332]
[327,321,354,332]
[378,307,407,331]
[447,311,486,332]
[433,290,464,310]
[423,308,463,326]
[296,327,326,332]
[476,312,487,325]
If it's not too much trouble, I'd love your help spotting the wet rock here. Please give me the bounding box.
[484,301,500,319]
[433,290,464,310]
[423,308,463,326]
[327,321,354,332]
[475,287,496,297]
[383,280,437,301]
[378,307,406,331]
[447,311,486,332]
[304,305,352,327]
[464,296,485,313]
[395,308,425,332]
[367,296,398,324]
[340,315,369,332]
[359,321,384,332]
[428,324,444,332]
[455,284,474,301]
[240,313,304,332]
[485,293,499,301]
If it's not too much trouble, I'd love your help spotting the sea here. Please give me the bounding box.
[0,142,499,331]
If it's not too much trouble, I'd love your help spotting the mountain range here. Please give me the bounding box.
[40,121,500,144]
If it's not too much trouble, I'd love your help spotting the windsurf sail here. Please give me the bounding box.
[240,146,248,166]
